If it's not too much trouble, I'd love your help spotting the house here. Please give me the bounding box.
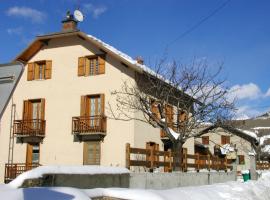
[195,124,259,172]
[0,62,23,119]
[0,14,195,183]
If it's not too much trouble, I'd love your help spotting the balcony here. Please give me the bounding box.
[72,115,107,141]
[4,163,40,183]
[13,119,46,143]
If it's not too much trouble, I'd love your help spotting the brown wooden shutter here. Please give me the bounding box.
[100,94,105,114]
[34,63,40,80]
[155,143,159,163]
[23,100,30,120]
[78,57,86,76]
[80,96,87,116]
[85,58,90,76]
[151,100,160,119]
[26,144,33,164]
[45,60,52,79]
[98,55,105,74]
[27,63,34,81]
[40,99,45,120]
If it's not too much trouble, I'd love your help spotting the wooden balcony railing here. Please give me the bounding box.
[72,115,107,134]
[13,119,46,137]
[4,163,40,183]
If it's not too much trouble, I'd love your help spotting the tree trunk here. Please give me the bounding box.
[172,141,184,171]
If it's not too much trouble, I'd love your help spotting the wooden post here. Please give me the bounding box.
[169,150,172,172]
[207,154,210,171]
[126,143,130,170]
[196,153,200,172]
[183,150,187,172]
[150,147,154,170]
[225,157,228,172]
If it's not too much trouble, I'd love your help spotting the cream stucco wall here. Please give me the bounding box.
[0,35,139,182]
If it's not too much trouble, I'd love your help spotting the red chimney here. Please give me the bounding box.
[62,11,78,32]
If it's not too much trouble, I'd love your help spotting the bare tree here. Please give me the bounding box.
[109,58,235,171]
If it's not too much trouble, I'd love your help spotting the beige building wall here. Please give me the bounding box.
[0,35,139,182]
[0,34,195,182]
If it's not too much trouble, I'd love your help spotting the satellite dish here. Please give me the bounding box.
[74,10,84,22]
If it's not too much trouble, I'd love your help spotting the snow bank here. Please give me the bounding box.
[8,165,129,188]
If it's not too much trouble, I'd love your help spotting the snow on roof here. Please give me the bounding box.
[262,145,270,153]
[8,165,129,188]
[259,135,270,145]
[237,128,258,141]
[87,34,156,76]
[253,127,270,130]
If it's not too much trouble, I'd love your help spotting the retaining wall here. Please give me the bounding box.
[130,171,237,189]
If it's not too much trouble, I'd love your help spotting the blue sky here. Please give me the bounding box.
[0,0,270,118]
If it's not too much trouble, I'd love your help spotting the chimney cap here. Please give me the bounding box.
[135,56,144,65]
[62,10,77,23]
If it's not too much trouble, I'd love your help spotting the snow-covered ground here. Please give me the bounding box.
[1,169,270,200]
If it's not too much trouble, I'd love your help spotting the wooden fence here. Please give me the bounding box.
[126,143,232,172]
[256,161,270,170]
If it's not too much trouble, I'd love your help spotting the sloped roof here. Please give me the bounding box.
[0,62,24,119]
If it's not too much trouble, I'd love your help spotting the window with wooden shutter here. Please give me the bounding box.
[27,60,52,81]
[23,99,45,120]
[78,57,86,76]
[98,55,105,74]
[202,136,209,145]
[221,135,230,145]
[238,155,245,165]
[79,55,105,76]
[45,60,52,79]
[165,104,173,126]
[150,99,160,120]
[27,63,34,81]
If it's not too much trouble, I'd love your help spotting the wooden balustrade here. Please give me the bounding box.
[72,115,107,134]
[256,161,270,170]
[13,119,46,136]
[4,163,40,183]
[126,143,232,172]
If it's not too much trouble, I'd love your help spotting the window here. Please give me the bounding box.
[221,135,230,145]
[238,155,245,165]
[27,60,52,81]
[23,99,45,120]
[202,136,209,145]
[80,94,104,117]
[83,141,100,165]
[78,55,105,76]
[26,143,40,164]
